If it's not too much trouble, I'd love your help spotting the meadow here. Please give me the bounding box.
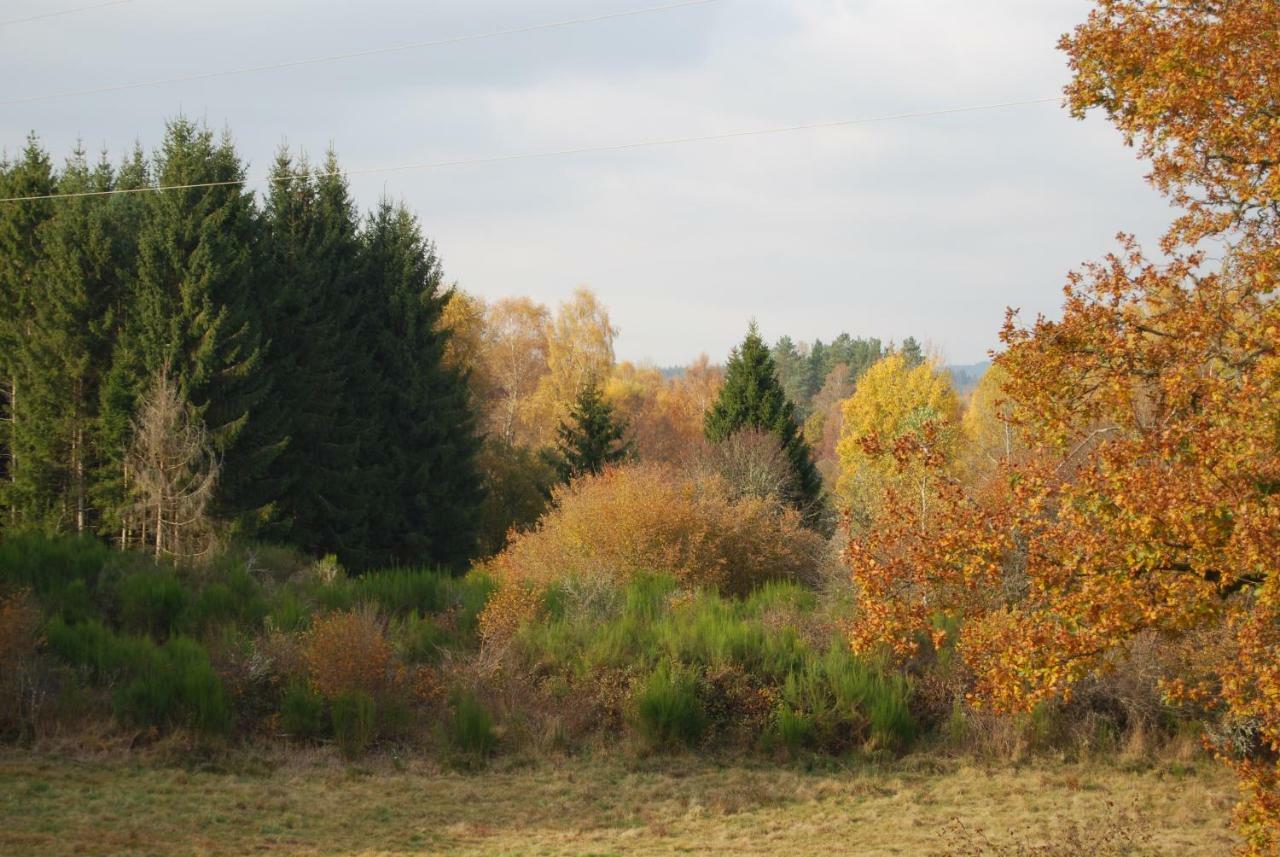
[0,750,1237,856]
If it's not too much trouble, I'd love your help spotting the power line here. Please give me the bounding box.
[0,0,133,28]
[0,97,1060,204]
[2,0,721,106]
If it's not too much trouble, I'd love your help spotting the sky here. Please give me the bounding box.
[1,0,1177,366]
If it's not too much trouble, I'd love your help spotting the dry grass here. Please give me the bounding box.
[0,749,1237,856]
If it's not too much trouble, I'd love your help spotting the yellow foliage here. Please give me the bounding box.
[523,288,618,445]
[835,353,959,520]
[486,462,824,599]
[960,364,1026,474]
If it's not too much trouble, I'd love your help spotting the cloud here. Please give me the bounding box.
[2,0,1172,364]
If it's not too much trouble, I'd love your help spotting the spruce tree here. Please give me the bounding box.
[0,135,56,530]
[351,199,482,569]
[93,145,151,541]
[705,323,824,526]
[258,148,364,556]
[13,147,124,532]
[554,377,631,482]
[103,118,277,540]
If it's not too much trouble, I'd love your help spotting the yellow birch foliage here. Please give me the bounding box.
[835,353,959,524]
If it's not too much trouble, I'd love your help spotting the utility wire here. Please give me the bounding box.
[0,0,133,28]
[0,97,1061,204]
[2,0,720,106]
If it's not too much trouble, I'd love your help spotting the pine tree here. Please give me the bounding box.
[351,199,482,569]
[705,323,824,526]
[0,135,56,530]
[554,377,631,482]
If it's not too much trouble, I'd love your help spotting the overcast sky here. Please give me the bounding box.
[2,0,1175,366]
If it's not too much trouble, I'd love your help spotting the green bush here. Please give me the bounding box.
[350,568,448,615]
[448,692,497,758]
[0,532,111,596]
[770,643,915,753]
[509,575,914,755]
[636,665,706,749]
[331,691,377,759]
[394,613,454,664]
[113,637,231,736]
[46,619,230,735]
[46,618,154,680]
[188,565,267,632]
[280,682,326,741]
[117,570,190,637]
[269,590,311,633]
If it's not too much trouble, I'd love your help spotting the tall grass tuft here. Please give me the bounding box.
[331,691,377,759]
[636,665,707,749]
[449,692,498,759]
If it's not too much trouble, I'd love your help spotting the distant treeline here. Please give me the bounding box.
[0,119,481,570]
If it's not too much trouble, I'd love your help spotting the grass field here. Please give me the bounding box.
[0,749,1238,856]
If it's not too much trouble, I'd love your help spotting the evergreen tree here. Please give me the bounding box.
[0,135,56,530]
[705,323,823,525]
[554,377,631,482]
[13,147,124,532]
[258,148,365,556]
[771,335,808,410]
[900,336,925,368]
[351,199,482,569]
[101,118,277,543]
[93,145,151,541]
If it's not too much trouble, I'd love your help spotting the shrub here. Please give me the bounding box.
[449,692,497,758]
[478,582,543,647]
[269,590,311,633]
[499,576,913,755]
[488,463,824,598]
[117,569,190,638]
[46,618,155,680]
[113,637,231,736]
[636,665,706,749]
[770,643,914,753]
[393,612,466,665]
[0,590,44,737]
[303,607,398,702]
[349,568,448,615]
[280,681,326,741]
[331,691,377,759]
[187,565,266,632]
[0,533,111,597]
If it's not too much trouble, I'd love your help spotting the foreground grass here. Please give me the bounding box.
[0,750,1236,855]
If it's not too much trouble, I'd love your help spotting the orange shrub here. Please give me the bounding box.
[477,582,543,648]
[487,463,824,596]
[303,607,399,701]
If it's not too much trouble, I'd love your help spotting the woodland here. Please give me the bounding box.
[1,1,1278,854]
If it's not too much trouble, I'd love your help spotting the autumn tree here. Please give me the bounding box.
[835,352,958,528]
[481,297,551,447]
[960,364,1025,474]
[525,288,617,446]
[848,3,1280,851]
